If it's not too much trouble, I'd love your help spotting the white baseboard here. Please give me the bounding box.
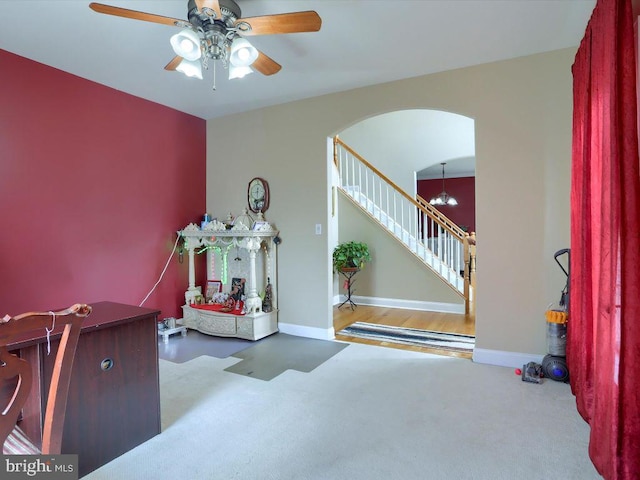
[278,322,335,340]
[472,348,544,369]
[334,295,464,314]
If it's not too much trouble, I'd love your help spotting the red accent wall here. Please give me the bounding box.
[417,177,476,233]
[0,49,206,318]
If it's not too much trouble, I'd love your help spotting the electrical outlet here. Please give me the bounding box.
[315,224,322,235]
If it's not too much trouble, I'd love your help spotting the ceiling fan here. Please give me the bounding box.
[89,0,321,87]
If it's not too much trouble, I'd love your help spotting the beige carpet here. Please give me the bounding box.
[83,338,602,480]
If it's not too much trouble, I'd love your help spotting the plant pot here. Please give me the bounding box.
[339,267,359,273]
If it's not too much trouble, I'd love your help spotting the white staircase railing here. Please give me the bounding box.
[334,137,475,304]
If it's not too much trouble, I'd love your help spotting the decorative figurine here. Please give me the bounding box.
[263,278,273,313]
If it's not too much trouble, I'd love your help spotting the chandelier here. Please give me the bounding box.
[429,162,458,206]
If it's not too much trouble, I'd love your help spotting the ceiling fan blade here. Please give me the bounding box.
[235,11,321,36]
[195,0,222,20]
[89,3,190,28]
[164,56,183,71]
[252,51,282,76]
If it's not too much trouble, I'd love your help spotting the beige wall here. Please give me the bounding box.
[336,194,462,305]
[206,47,574,355]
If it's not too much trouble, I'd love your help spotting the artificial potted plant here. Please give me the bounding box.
[332,241,372,273]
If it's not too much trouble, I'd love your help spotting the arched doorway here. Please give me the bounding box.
[330,109,476,356]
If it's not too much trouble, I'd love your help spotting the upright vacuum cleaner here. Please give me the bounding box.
[541,248,570,382]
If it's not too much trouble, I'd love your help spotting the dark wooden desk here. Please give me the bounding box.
[7,301,161,477]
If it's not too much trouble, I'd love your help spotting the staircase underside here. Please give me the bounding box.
[341,186,465,296]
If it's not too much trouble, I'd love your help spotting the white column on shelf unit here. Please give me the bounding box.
[207,249,213,282]
[182,224,204,305]
[184,239,199,305]
[244,237,262,313]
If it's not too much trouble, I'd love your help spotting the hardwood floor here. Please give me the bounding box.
[333,305,475,359]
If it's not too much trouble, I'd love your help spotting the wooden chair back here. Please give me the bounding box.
[0,303,91,454]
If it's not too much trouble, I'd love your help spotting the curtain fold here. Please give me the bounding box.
[568,0,640,479]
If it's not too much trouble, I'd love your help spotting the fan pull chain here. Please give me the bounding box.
[212,61,217,91]
[45,311,56,355]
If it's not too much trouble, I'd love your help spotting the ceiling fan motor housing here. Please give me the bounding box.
[186,0,243,63]
[187,0,241,28]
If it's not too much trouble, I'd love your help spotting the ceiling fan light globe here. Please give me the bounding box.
[176,58,203,79]
[170,29,201,61]
[229,37,258,67]
[237,48,250,62]
[180,39,195,54]
[446,197,458,206]
[229,65,254,80]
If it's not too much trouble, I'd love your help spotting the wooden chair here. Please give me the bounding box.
[0,303,91,454]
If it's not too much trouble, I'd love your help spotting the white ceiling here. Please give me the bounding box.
[0,0,595,121]
[341,110,477,180]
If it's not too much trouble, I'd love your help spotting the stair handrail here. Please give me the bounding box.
[414,194,468,240]
[334,136,465,240]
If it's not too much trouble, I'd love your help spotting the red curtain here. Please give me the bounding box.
[569,0,640,478]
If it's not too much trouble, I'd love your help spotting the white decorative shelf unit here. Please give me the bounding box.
[178,220,279,341]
